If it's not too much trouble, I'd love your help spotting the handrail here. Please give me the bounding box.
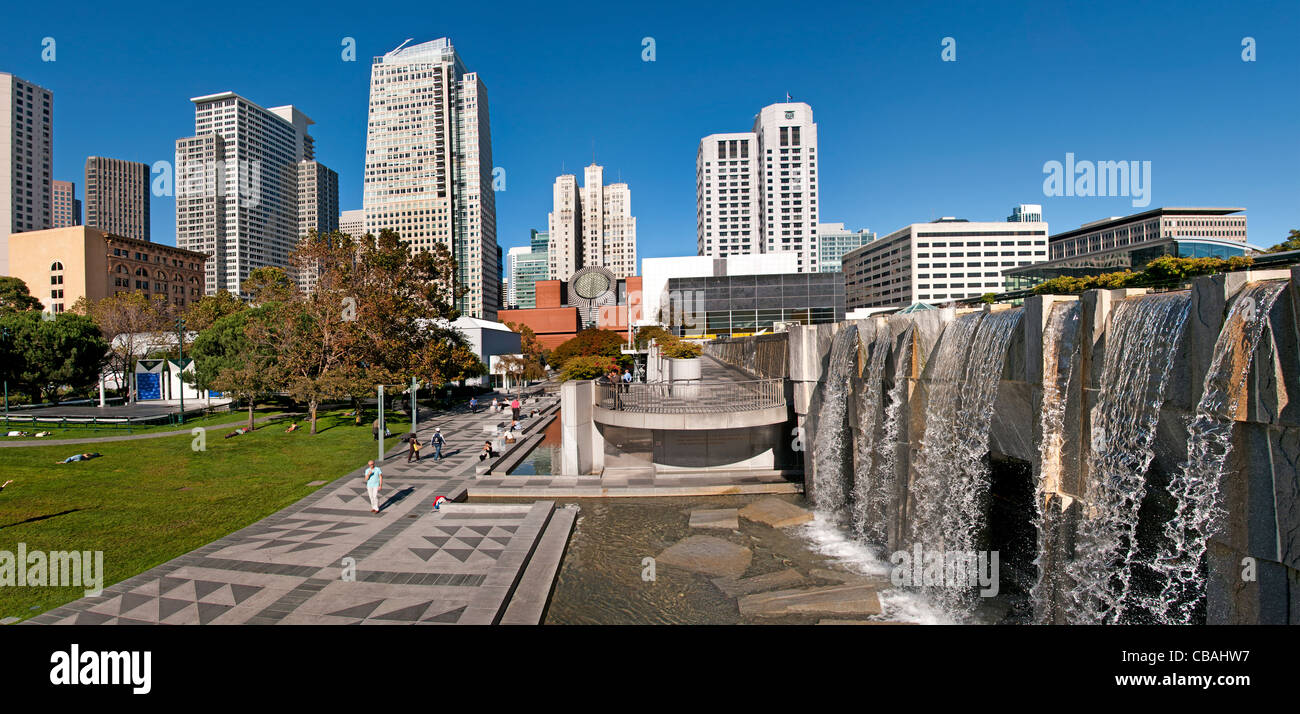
[596,378,785,414]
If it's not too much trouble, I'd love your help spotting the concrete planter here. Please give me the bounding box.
[669,357,701,382]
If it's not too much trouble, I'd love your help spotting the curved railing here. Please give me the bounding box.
[596,379,785,414]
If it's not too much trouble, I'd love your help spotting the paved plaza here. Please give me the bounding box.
[24,396,574,626]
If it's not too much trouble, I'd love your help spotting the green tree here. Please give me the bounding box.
[0,276,43,313]
[633,324,674,349]
[185,290,247,332]
[560,355,619,382]
[86,291,169,399]
[0,311,108,403]
[189,308,279,429]
[1265,229,1300,254]
[242,266,296,304]
[550,328,628,370]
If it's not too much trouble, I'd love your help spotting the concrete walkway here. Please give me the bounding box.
[24,395,574,626]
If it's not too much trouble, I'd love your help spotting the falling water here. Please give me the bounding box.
[1029,301,1081,623]
[812,323,860,512]
[910,308,1022,616]
[871,323,914,549]
[1148,281,1287,624]
[851,325,893,543]
[1065,291,1191,624]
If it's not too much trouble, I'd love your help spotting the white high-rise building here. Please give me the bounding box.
[339,209,365,238]
[1,73,53,275]
[363,38,499,319]
[176,92,336,296]
[697,102,819,271]
[546,163,637,280]
[697,132,760,258]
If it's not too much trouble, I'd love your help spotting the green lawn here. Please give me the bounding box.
[0,407,292,441]
[0,410,411,621]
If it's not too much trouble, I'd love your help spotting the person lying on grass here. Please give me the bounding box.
[285,422,299,433]
[0,479,12,493]
[224,427,249,439]
[56,453,101,464]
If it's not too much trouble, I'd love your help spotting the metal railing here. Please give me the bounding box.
[596,379,785,414]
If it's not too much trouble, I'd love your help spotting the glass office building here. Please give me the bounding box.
[665,271,845,338]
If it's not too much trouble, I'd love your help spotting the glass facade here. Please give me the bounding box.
[665,272,845,338]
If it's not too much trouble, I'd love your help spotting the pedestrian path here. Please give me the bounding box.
[24,395,572,626]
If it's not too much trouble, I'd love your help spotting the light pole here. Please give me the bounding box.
[410,376,419,435]
[377,384,385,464]
[176,318,186,425]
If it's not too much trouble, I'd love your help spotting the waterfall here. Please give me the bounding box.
[812,323,860,512]
[1149,281,1287,624]
[872,323,914,550]
[851,324,893,543]
[1065,291,1191,624]
[1029,301,1081,623]
[910,308,1022,616]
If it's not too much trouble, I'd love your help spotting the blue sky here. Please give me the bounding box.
[3,0,1298,261]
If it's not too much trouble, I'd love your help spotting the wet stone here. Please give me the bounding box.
[656,536,753,579]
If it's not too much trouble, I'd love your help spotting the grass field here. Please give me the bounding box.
[0,407,290,442]
[0,410,411,621]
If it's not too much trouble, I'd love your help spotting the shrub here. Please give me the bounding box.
[661,339,702,359]
[561,355,619,382]
[550,328,625,369]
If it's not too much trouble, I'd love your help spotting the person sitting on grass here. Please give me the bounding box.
[56,453,101,464]
[224,427,249,439]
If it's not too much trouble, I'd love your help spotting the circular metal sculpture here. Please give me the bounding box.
[567,265,618,328]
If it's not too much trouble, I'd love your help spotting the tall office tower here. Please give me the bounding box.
[696,102,819,271]
[84,157,150,241]
[546,164,637,280]
[507,229,549,309]
[52,180,80,228]
[1,73,53,275]
[697,132,760,258]
[176,92,335,296]
[815,222,875,272]
[294,161,339,294]
[363,38,499,319]
[1008,203,1043,222]
[339,209,365,238]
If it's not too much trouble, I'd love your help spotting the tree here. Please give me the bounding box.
[242,267,296,304]
[0,277,43,313]
[560,355,619,382]
[185,290,246,332]
[86,291,170,399]
[633,324,674,350]
[189,308,279,429]
[1265,229,1300,254]
[550,328,629,370]
[0,311,108,403]
[497,353,546,390]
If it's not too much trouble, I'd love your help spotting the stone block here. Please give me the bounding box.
[655,536,752,579]
[689,508,739,530]
[738,583,883,618]
[711,569,806,596]
[739,497,814,528]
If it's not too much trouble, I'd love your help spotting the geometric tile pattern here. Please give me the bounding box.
[25,397,568,626]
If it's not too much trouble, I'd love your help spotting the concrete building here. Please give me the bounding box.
[339,209,365,238]
[7,226,205,314]
[816,222,875,273]
[641,252,800,330]
[1007,203,1043,223]
[363,38,499,320]
[1,73,53,275]
[176,92,336,296]
[1003,207,1253,290]
[697,132,760,258]
[507,230,549,309]
[546,164,637,280]
[498,271,644,351]
[842,217,1049,310]
[51,180,80,228]
[697,102,819,271]
[84,157,150,241]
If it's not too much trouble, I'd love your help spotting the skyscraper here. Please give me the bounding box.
[363,37,499,319]
[507,229,549,309]
[339,209,365,238]
[697,102,820,271]
[546,164,637,280]
[52,180,80,228]
[815,222,875,272]
[1,72,53,275]
[84,157,150,241]
[1007,204,1044,222]
[176,92,336,296]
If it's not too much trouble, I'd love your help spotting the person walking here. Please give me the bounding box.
[510,397,521,421]
[371,418,380,441]
[406,435,421,463]
[364,460,383,513]
[430,427,446,461]
[469,396,478,413]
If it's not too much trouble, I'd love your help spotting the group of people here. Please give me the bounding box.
[405,428,446,463]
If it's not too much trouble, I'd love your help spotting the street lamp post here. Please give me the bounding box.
[377,384,385,464]
[410,376,419,435]
[176,318,186,425]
